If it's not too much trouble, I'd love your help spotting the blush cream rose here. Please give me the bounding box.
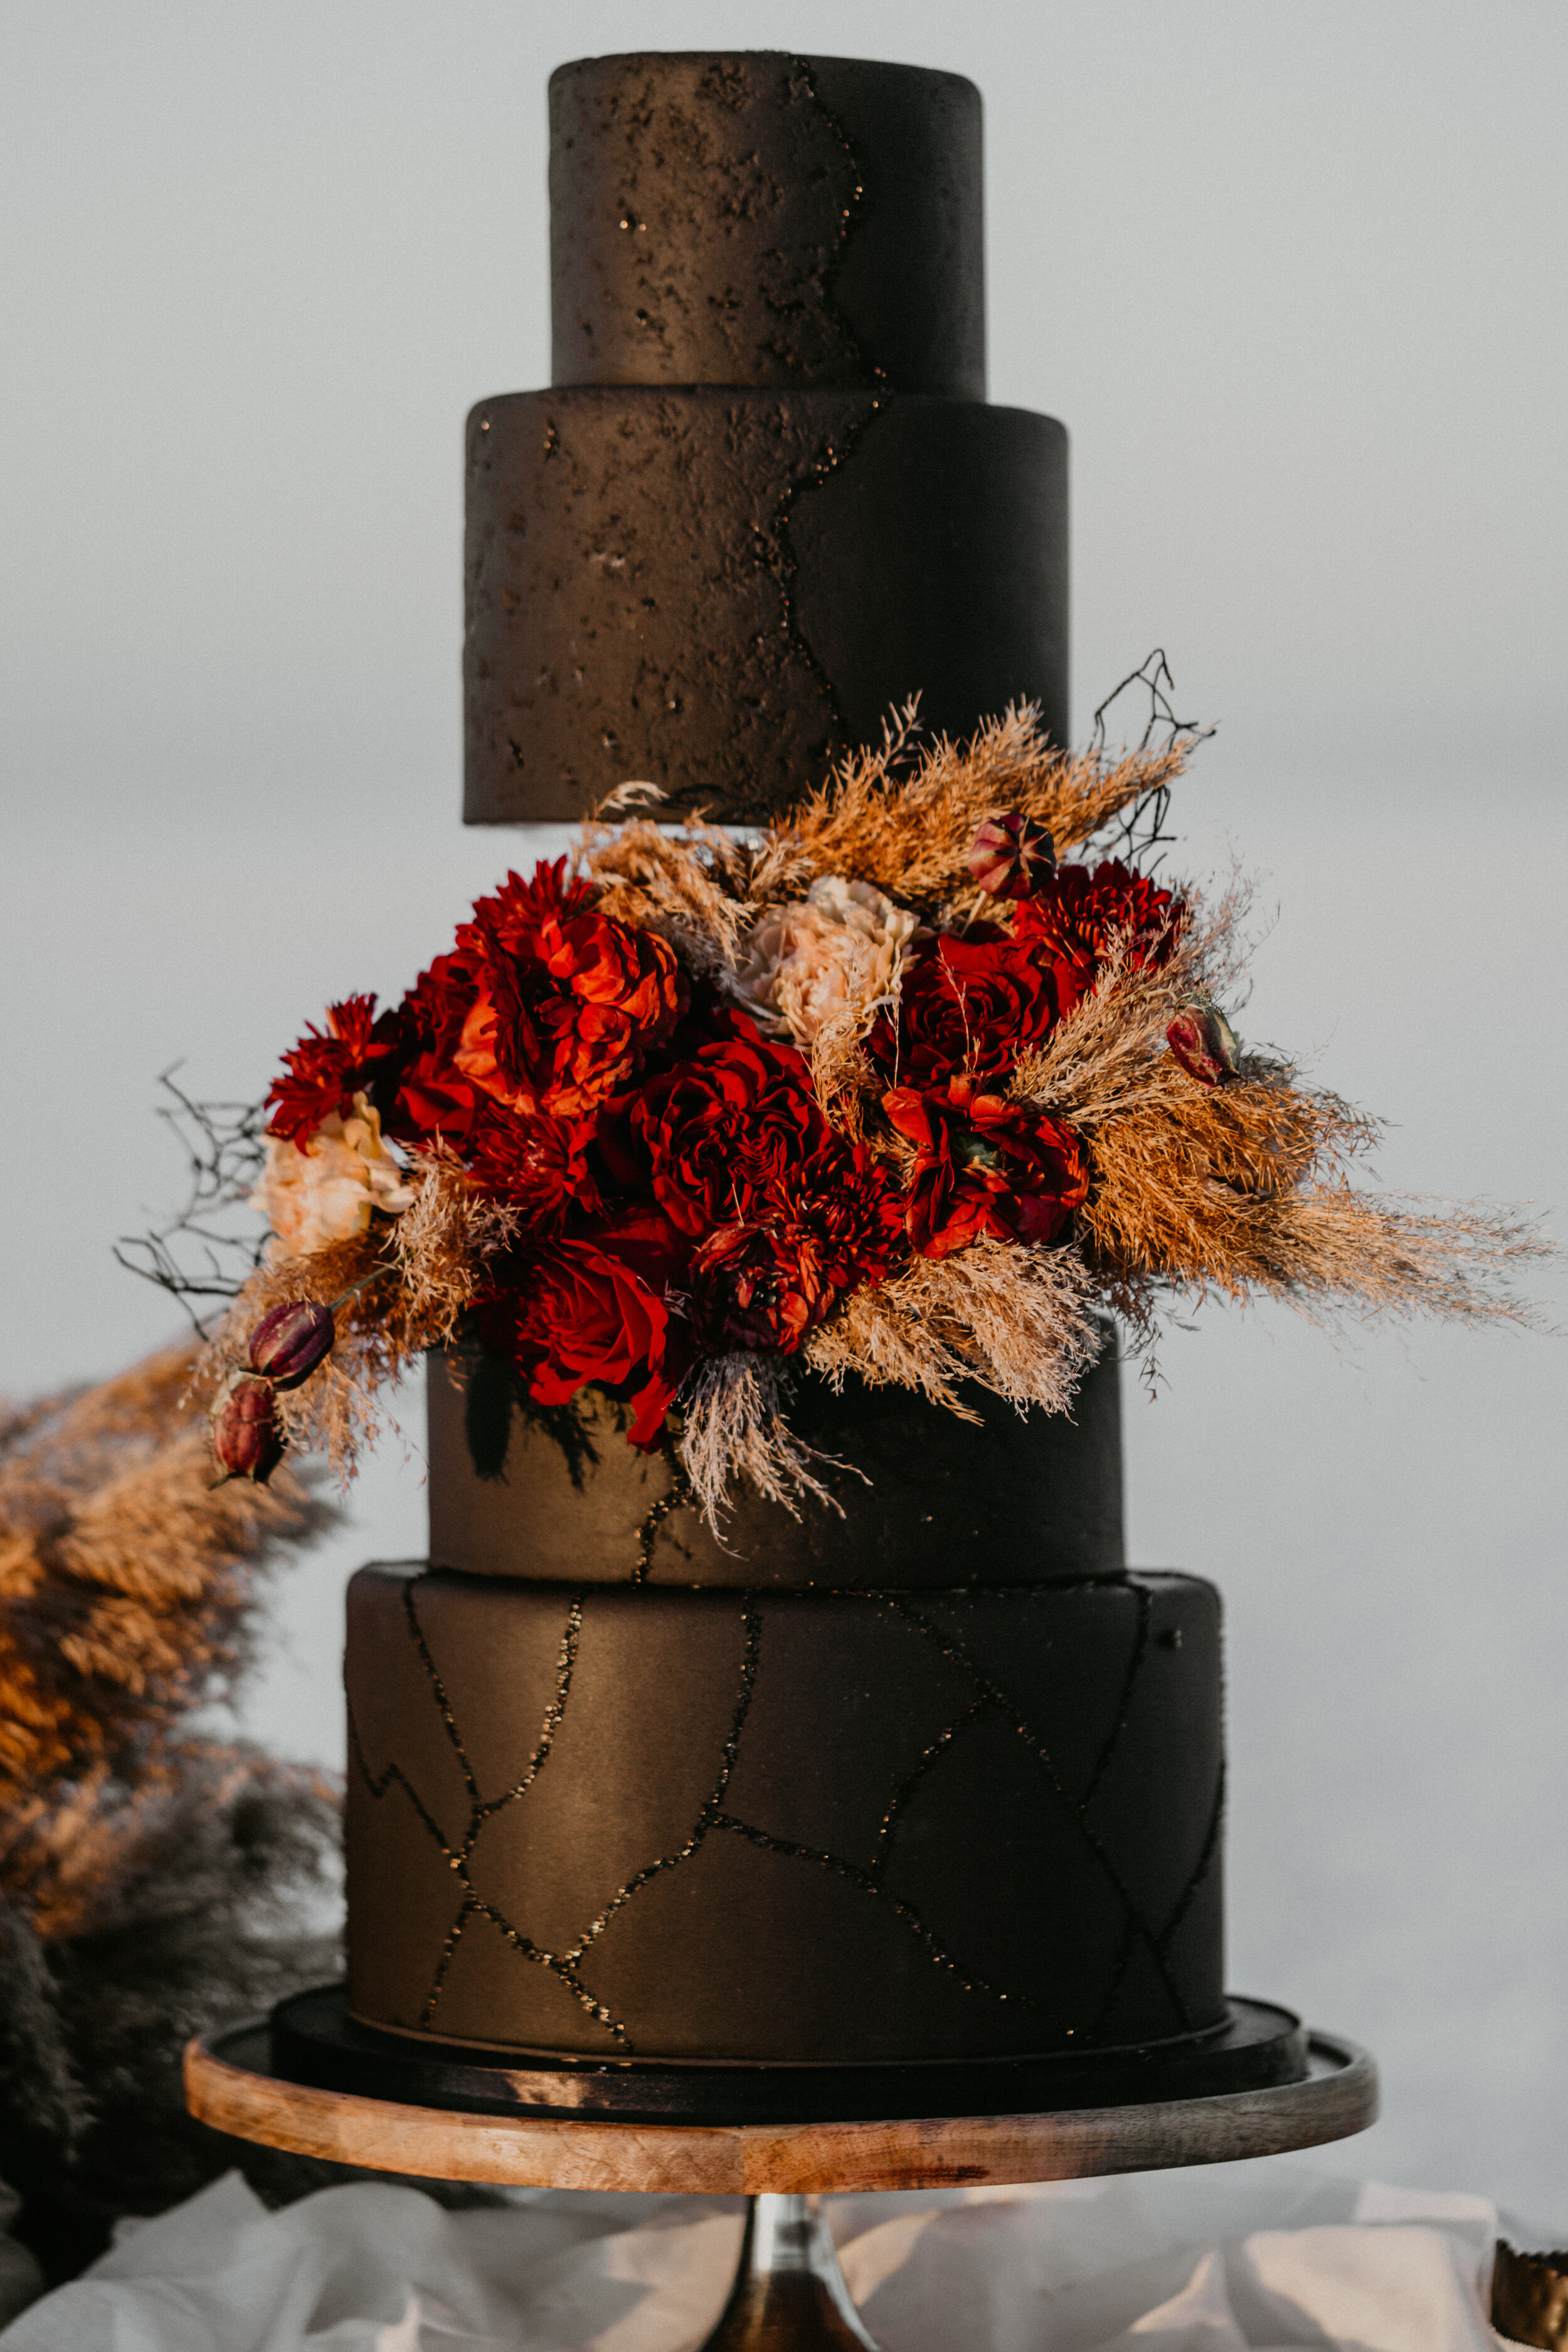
[250,1091,415,1258]
[730,876,919,1045]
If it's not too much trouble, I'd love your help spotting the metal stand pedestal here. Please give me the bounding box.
[701,2196,881,2352]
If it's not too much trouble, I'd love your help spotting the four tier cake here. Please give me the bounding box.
[339,54,1253,2090]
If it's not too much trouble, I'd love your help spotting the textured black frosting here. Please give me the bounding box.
[464,50,1068,823]
[427,1342,1123,1589]
[549,55,985,395]
[465,390,1066,819]
[345,1565,1225,2062]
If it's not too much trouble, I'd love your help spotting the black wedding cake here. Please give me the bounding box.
[316,53,1306,2117]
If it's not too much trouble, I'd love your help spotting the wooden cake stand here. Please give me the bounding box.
[186,2000,1376,2351]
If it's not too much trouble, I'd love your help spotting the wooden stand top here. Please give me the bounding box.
[185,2021,1376,2197]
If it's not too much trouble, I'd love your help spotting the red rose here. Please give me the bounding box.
[884,1078,1089,1259]
[869,931,1079,1089]
[1012,860,1182,993]
[267,994,413,1143]
[598,1032,830,1238]
[400,861,682,1131]
[687,1143,904,1353]
[475,1209,692,1448]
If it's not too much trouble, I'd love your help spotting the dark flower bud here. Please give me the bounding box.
[213,1375,285,1485]
[967,812,1057,899]
[1166,1006,1241,1086]
[247,1300,335,1389]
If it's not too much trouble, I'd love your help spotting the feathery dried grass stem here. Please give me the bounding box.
[806,1238,1103,1418]
[676,1355,852,1532]
[777,705,1192,903]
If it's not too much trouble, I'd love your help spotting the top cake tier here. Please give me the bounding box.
[548,53,985,396]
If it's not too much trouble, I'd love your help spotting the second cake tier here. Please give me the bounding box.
[465,388,1068,822]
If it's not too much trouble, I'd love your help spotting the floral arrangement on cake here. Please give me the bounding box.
[186,698,1539,1524]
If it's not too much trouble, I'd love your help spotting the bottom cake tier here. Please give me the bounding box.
[344,1565,1227,2065]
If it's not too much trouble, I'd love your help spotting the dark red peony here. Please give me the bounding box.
[598,1030,832,1238]
[884,1078,1089,1259]
[267,994,413,1143]
[869,930,1080,1089]
[686,1143,904,1353]
[401,861,682,1130]
[475,1208,692,1447]
[1012,859,1182,994]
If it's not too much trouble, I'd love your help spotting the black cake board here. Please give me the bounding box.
[268,1983,1315,2127]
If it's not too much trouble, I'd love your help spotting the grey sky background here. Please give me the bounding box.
[4,0,1567,2218]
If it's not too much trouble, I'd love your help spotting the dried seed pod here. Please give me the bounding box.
[247,1300,335,1390]
[212,1375,285,1485]
[1166,1006,1241,1086]
[967,812,1057,899]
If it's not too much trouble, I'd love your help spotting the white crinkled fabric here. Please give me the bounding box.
[0,2163,1515,2352]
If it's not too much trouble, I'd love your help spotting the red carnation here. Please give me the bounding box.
[464,1107,601,1229]
[884,1078,1089,1259]
[400,861,682,1133]
[869,931,1079,1090]
[267,995,413,1144]
[598,1032,831,1238]
[687,1143,904,1353]
[475,1209,692,1448]
[1012,860,1182,995]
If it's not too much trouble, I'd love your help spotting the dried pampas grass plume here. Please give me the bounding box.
[807,1237,1103,1419]
[570,704,1194,1004]
[675,1354,854,1531]
[1002,874,1553,1332]
[0,1346,345,2243]
[0,1343,332,1830]
[776,702,1189,908]
[581,811,758,975]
